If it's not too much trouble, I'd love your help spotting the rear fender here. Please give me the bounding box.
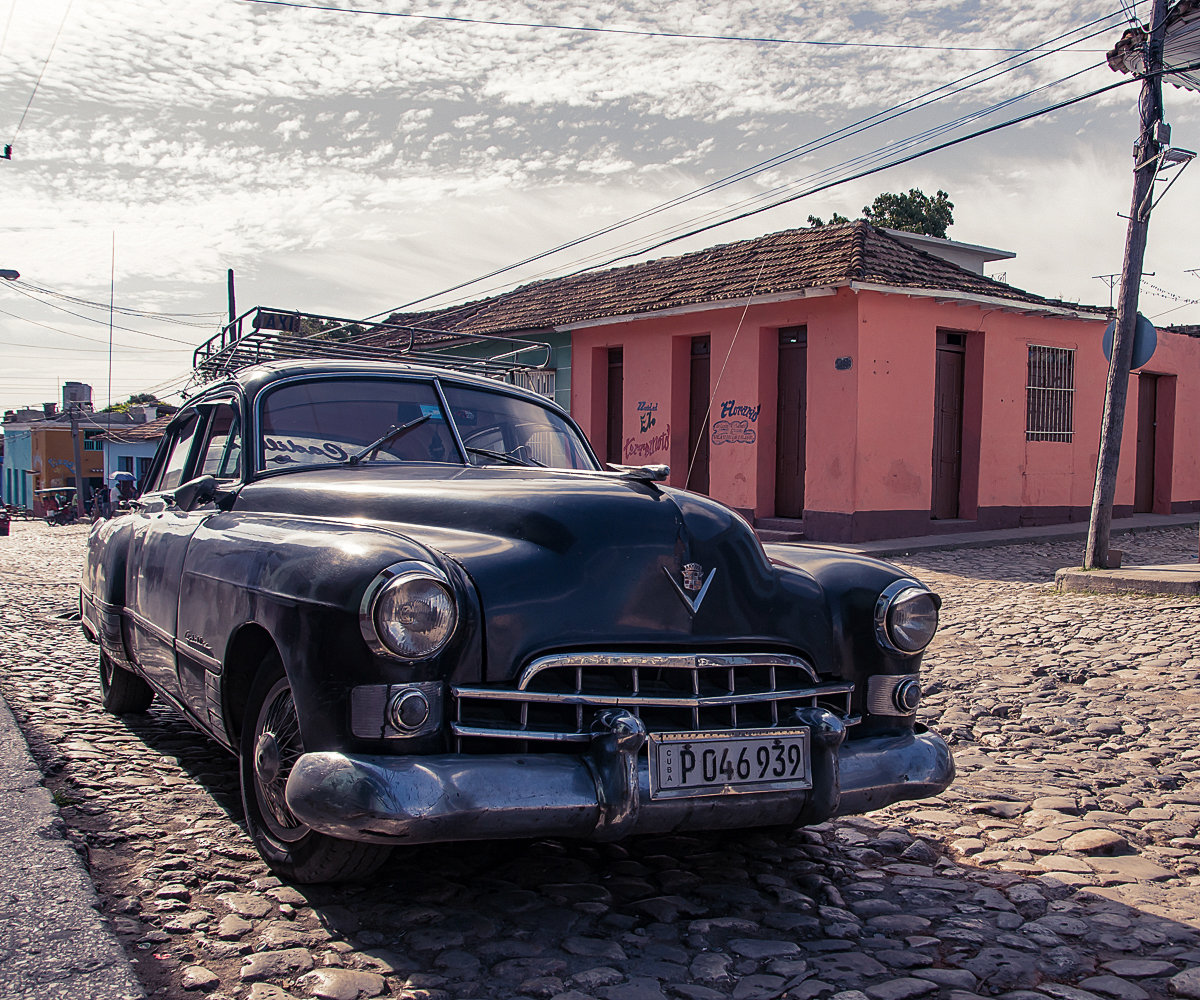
[83,515,139,662]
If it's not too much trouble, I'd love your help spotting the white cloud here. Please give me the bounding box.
[0,0,1196,407]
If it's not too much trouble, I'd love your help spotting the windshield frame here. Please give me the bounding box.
[250,371,600,479]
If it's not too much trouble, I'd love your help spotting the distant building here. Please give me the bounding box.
[1,386,170,514]
[386,221,1200,543]
[100,410,172,495]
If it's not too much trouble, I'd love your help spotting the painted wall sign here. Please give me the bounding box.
[624,424,670,462]
[712,419,756,445]
[712,399,759,446]
[719,400,761,422]
[637,401,658,433]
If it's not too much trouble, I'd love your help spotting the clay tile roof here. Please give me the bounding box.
[389,222,1102,339]
[100,414,173,442]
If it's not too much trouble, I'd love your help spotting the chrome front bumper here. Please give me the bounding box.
[284,725,954,845]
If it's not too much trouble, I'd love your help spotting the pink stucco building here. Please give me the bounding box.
[400,222,1200,543]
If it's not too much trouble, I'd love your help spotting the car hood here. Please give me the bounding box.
[235,465,835,682]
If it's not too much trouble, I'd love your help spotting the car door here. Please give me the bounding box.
[126,398,240,711]
[174,399,244,720]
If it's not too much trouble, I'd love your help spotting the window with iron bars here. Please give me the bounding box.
[510,369,556,399]
[1026,345,1074,442]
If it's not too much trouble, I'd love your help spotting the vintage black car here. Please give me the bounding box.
[81,348,953,883]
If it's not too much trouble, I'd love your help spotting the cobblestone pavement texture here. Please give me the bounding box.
[4,522,1200,1000]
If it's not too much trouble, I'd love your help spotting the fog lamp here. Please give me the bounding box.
[389,688,431,732]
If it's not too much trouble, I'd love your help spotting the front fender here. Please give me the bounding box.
[178,513,484,753]
[769,547,932,732]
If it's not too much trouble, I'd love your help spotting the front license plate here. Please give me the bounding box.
[647,727,812,800]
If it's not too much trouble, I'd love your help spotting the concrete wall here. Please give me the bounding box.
[569,287,1200,542]
[570,291,849,518]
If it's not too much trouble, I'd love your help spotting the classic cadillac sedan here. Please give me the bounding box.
[82,358,953,883]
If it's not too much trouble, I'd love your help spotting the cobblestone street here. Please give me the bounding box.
[5,521,1200,1000]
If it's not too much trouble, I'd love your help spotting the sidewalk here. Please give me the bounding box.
[0,694,144,1000]
[763,511,1199,560]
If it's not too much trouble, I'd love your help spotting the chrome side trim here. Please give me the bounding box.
[518,652,819,690]
[124,607,175,647]
[177,642,221,673]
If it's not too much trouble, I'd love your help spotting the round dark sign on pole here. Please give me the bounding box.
[1103,312,1157,370]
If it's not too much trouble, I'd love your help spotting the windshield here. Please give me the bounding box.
[260,379,455,470]
[257,376,596,473]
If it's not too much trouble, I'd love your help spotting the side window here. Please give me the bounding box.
[198,402,242,481]
[154,414,200,493]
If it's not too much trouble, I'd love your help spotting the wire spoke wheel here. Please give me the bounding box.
[252,677,309,843]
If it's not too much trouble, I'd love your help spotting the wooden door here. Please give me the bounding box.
[687,337,711,492]
[775,327,807,518]
[1135,373,1158,513]
[931,339,965,519]
[606,348,623,465]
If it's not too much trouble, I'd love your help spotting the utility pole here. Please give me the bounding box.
[69,404,87,520]
[1083,0,1171,570]
[1092,273,1122,310]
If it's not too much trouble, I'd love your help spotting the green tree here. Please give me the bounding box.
[806,213,850,227]
[862,188,954,238]
[101,392,163,414]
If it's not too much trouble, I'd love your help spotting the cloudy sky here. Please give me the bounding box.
[0,0,1196,410]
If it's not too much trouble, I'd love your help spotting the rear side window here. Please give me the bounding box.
[154,414,201,492]
[259,378,455,471]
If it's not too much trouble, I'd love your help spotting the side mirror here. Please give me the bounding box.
[172,475,217,512]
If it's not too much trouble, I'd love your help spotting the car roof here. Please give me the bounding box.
[193,359,567,416]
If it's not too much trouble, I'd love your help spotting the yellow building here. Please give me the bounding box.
[30,425,106,506]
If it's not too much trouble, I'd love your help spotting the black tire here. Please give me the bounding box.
[98,650,154,714]
[239,651,392,884]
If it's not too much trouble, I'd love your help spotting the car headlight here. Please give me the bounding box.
[874,580,940,655]
[360,562,457,659]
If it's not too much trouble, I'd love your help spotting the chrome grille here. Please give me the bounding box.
[451,652,856,752]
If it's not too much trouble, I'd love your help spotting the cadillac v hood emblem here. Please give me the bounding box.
[664,563,716,615]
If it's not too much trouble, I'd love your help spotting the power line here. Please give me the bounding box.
[574,78,1139,276]
[388,58,1112,324]
[0,305,192,350]
[2,284,202,345]
[392,73,1139,330]
[233,0,1111,53]
[13,279,224,325]
[362,7,1134,322]
[10,0,72,142]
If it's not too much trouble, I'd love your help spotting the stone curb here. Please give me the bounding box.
[768,513,1199,560]
[0,692,145,1000]
[1055,562,1200,596]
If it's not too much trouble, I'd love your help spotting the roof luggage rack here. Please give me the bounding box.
[190,306,552,390]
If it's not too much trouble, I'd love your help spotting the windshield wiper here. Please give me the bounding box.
[465,446,545,468]
[347,414,431,466]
